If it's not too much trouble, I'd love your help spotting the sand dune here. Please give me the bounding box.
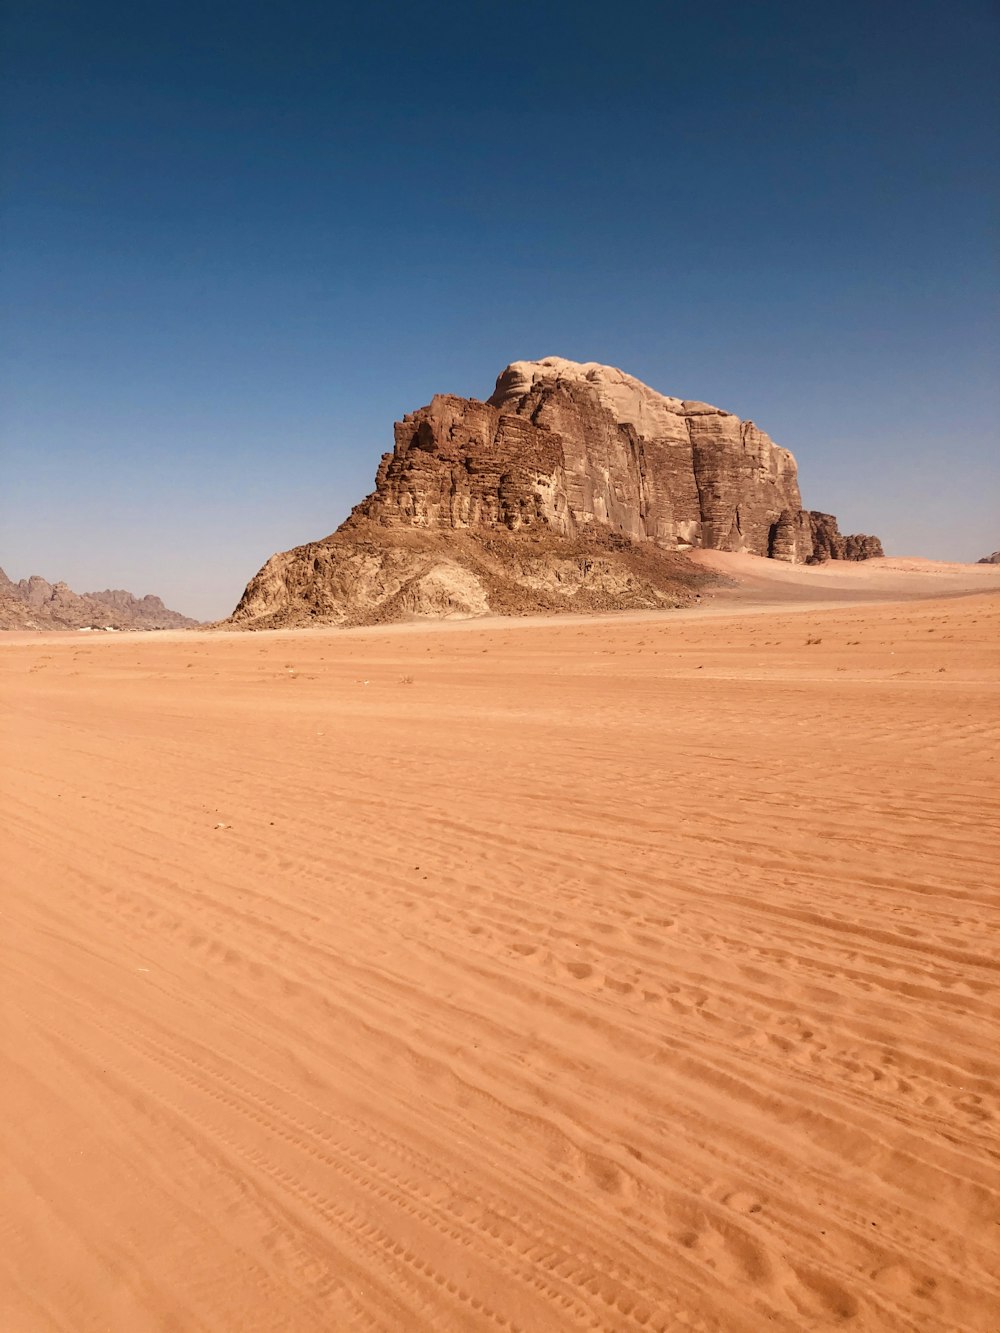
[2,592,999,1330]
[690,549,1000,604]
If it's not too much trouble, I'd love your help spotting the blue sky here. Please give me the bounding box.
[3,0,998,619]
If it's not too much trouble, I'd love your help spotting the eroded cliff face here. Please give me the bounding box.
[806,513,885,563]
[349,394,569,535]
[231,357,883,627]
[350,357,813,562]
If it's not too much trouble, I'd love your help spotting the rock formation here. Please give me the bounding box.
[0,568,199,630]
[804,512,884,563]
[353,359,814,556]
[231,357,883,627]
[977,550,1000,565]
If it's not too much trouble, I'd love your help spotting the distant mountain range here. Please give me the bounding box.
[0,568,198,630]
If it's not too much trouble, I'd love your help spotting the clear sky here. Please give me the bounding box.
[3,0,998,620]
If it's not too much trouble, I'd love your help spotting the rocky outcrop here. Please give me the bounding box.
[231,357,882,627]
[353,358,813,560]
[803,512,884,563]
[0,567,198,630]
[231,525,714,628]
[977,551,1000,565]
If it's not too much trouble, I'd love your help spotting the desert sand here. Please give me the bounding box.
[2,581,999,1330]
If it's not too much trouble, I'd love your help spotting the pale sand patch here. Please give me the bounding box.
[689,549,1000,605]
[2,593,998,1330]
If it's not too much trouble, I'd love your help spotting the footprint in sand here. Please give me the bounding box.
[723,1190,765,1215]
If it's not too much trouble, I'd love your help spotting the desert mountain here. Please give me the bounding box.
[978,550,1000,564]
[231,357,883,627]
[0,568,199,630]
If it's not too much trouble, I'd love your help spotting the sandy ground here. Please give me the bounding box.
[689,550,1000,605]
[2,587,999,1331]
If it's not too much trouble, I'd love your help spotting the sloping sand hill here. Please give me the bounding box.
[690,549,1000,604]
[2,591,998,1330]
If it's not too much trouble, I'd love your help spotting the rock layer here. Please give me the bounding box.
[232,357,882,627]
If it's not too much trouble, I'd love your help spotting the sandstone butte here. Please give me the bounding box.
[231,356,884,628]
